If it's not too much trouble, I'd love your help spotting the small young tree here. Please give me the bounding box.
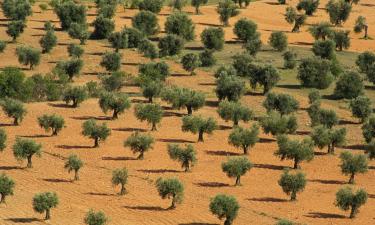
[140,80,163,103]
[55,59,84,81]
[124,132,154,159]
[0,98,27,125]
[297,57,334,89]
[263,93,299,116]
[84,209,108,225]
[91,16,115,39]
[232,53,252,77]
[191,0,208,14]
[222,156,252,186]
[164,12,195,41]
[310,126,346,154]
[55,1,86,30]
[244,36,262,56]
[101,71,128,92]
[200,27,225,51]
[283,51,297,69]
[354,16,369,39]
[209,194,239,225]
[100,52,122,72]
[326,0,352,26]
[181,53,200,75]
[138,39,158,60]
[64,154,83,181]
[181,115,217,142]
[37,114,65,136]
[13,138,42,168]
[340,151,368,184]
[311,108,339,129]
[200,49,216,67]
[0,173,14,204]
[155,177,184,209]
[308,22,333,40]
[111,168,128,195]
[365,140,375,160]
[215,75,245,102]
[6,20,26,42]
[312,40,336,60]
[139,61,170,81]
[361,116,375,143]
[217,100,253,127]
[260,112,298,136]
[40,30,57,53]
[99,92,131,120]
[249,64,280,95]
[356,51,375,74]
[68,23,89,45]
[16,46,41,70]
[275,220,293,225]
[138,0,164,13]
[158,34,184,57]
[0,129,7,152]
[233,18,258,42]
[334,71,363,99]
[285,7,306,32]
[68,44,84,58]
[161,86,205,115]
[134,103,163,131]
[278,169,306,201]
[32,192,59,220]
[276,135,314,169]
[123,27,144,48]
[132,11,159,36]
[1,0,32,21]
[335,186,368,218]
[296,0,319,16]
[0,41,6,53]
[228,125,259,154]
[108,31,128,52]
[167,144,197,172]
[63,86,88,108]
[82,119,111,148]
[169,0,187,11]
[331,30,350,51]
[350,95,372,123]
[269,31,288,52]
[216,0,240,26]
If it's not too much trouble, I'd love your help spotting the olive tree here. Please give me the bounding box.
[55,59,83,81]
[297,57,334,89]
[200,27,225,51]
[139,61,170,81]
[365,140,375,160]
[108,31,128,52]
[123,27,144,48]
[326,0,352,26]
[140,80,163,103]
[217,100,253,127]
[260,112,298,136]
[55,1,86,30]
[64,154,83,181]
[100,52,122,72]
[249,64,280,95]
[181,115,217,142]
[40,30,57,53]
[99,92,131,120]
[222,156,252,186]
[191,0,208,14]
[84,209,108,225]
[233,18,258,42]
[335,186,367,218]
[278,169,306,201]
[63,86,88,108]
[308,107,339,129]
[215,75,245,102]
[6,20,26,42]
[124,132,154,159]
[167,144,197,172]
[0,129,7,152]
[181,53,200,75]
[228,125,259,154]
[68,44,84,58]
[138,0,163,13]
[1,0,32,21]
[162,86,205,115]
[356,51,375,74]
[68,23,89,45]
[82,119,111,148]
[0,98,27,125]
[350,95,372,123]
[158,34,184,57]
[334,71,364,99]
[101,71,128,92]
[276,135,314,169]
[165,12,195,41]
[209,194,239,225]
[111,168,128,195]
[312,40,336,60]
[340,151,368,184]
[263,93,299,116]
[0,41,6,53]
[132,11,159,36]
[308,22,333,40]
[310,126,346,154]
[16,46,41,70]
[216,0,240,26]
[200,49,216,67]
[13,138,42,168]
[354,16,369,39]
[283,51,297,69]
[134,103,163,131]
[32,192,58,220]
[155,177,184,209]
[37,114,65,136]
[332,30,350,51]
[138,39,158,60]
[275,220,293,225]
[0,173,15,204]
[296,0,319,16]
[285,7,306,32]
[269,31,288,52]
[91,16,115,39]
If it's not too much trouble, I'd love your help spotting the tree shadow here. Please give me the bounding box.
[205,150,241,156]
[123,205,167,211]
[368,194,375,198]
[0,166,23,170]
[56,145,94,150]
[157,138,195,143]
[339,120,358,125]
[85,192,116,196]
[264,1,281,5]
[137,169,182,173]
[0,123,15,127]
[170,73,191,77]
[258,138,275,143]
[199,82,216,86]
[43,178,72,183]
[308,179,346,185]
[5,218,40,223]
[314,151,328,156]
[163,111,185,117]
[218,125,232,130]
[185,46,204,51]
[195,182,229,188]
[19,134,50,138]
[291,41,313,46]
[48,102,72,108]
[112,127,148,132]
[341,144,365,151]
[102,156,137,161]
[83,72,100,76]
[253,163,286,170]
[70,116,111,121]
[245,91,264,96]
[225,40,242,44]
[361,3,375,7]
[322,94,339,100]
[87,52,104,56]
[123,62,140,66]
[248,197,287,202]
[305,212,346,219]
[276,84,302,90]
[205,100,219,107]
[196,22,221,27]
[57,42,71,46]
[179,223,218,225]
[295,130,311,136]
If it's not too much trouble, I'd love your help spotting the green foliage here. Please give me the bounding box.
[310,126,346,154]
[140,79,163,103]
[331,30,350,51]
[0,129,7,152]
[278,169,306,201]
[169,0,187,11]
[356,51,375,74]
[215,74,245,101]
[134,103,163,131]
[260,111,298,136]
[340,151,368,184]
[64,154,83,181]
[181,53,201,75]
[16,46,41,70]
[191,0,208,14]
[0,67,33,101]
[40,30,57,53]
[215,65,237,78]
[28,73,65,101]
[308,22,333,40]
[38,114,65,136]
[285,6,306,32]
[263,93,299,116]
[101,71,128,92]
[216,0,240,26]
[232,53,252,77]
[334,71,363,99]
[228,125,259,154]
[91,16,115,39]
[354,16,369,39]
[55,58,83,81]
[244,36,262,56]
[7,20,26,41]
[99,91,131,119]
[233,18,258,42]
[349,95,372,123]
[123,27,144,48]
[222,156,252,186]
[33,192,59,220]
[201,27,225,51]
[0,41,6,53]
[138,0,163,13]
[100,52,122,72]
[217,100,253,127]
[308,105,338,128]
[138,39,158,59]
[55,1,86,30]
[181,115,217,142]
[312,39,336,60]
[296,0,319,16]
[365,140,375,160]
[68,23,89,45]
[12,138,41,168]
[111,168,128,195]
[158,34,184,57]
[132,11,159,36]
[44,21,55,31]
[97,3,116,19]
[0,173,14,203]
[165,12,195,41]
[108,31,128,52]
[209,194,239,225]
[167,144,197,172]
[199,49,216,67]
[162,86,205,115]
[326,0,352,26]
[297,57,334,89]
[0,98,27,125]
[276,135,314,169]
[124,132,154,159]
[283,51,297,69]
[335,186,367,218]
[249,64,280,95]
[84,209,108,225]
[275,220,293,225]
[269,31,288,52]
[1,0,32,21]
[63,86,87,107]
[155,177,184,209]
[82,119,111,147]
[308,89,321,105]
[139,61,170,81]
[67,44,84,58]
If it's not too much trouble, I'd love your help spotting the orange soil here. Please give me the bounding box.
[0,1,374,225]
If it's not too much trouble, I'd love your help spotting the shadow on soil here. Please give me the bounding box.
[194,182,229,188]
[102,156,137,161]
[5,218,40,223]
[137,169,182,173]
[308,179,346,185]
[247,197,287,202]
[42,178,72,183]
[205,150,241,156]
[305,212,346,219]
[253,163,286,170]
[123,205,167,211]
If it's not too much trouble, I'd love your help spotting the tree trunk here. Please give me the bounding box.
[195,6,199,15]
[151,123,157,131]
[112,110,118,120]
[330,144,335,154]
[45,209,50,220]
[0,194,5,204]
[198,131,204,142]
[187,106,192,115]
[138,151,144,160]
[235,176,241,186]
[30,64,33,70]
[52,129,58,136]
[74,170,79,181]
[184,163,190,172]
[72,100,78,108]
[349,173,355,184]
[120,183,125,195]
[293,158,299,169]
[243,146,248,155]
[233,120,239,127]
[291,191,297,201]
[224,218,233,225]
[94,138,99,148]
[170,195,176,209]
[27,155,32,168]
[364,25,368,39]
[349,206,357,218]
[13,117,19,126]
[148,97,153,103]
